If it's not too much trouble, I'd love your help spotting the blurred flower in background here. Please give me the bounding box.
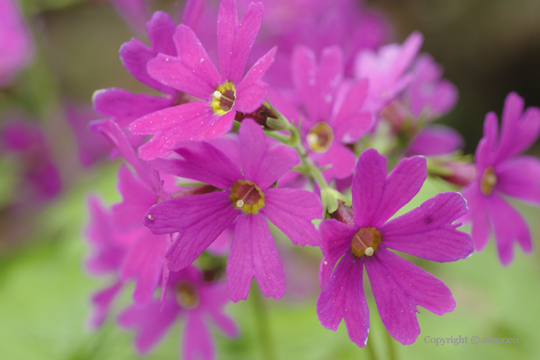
[0,0,33,87]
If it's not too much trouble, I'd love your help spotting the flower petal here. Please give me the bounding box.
[475,112,498,172]
[351,148,387,227]
[183,313,214,360]
[263,188,322,247]
[89,119,156,187]
[238,119,299,188]
[112,165,157,230]
[92,88,172,120]
[489,193,532,265]
[130,102,227,160]
[207,224,234,256]
[151,140,242,189]
[332,79,373,142]
[235,47,276,113]
[380,192,473,262]
[218,0,263,83]
[227,214,286,302]
[118,298,180,354]
[147,24,221,99]
[119,11,177,94]
[293,45,343,122]
[318,219,357,288]
[459,183,492,251]
[200,282,239,337]
[111,0,149,33]
[317,252,369,347]
[365,249,455,345]
[121,230,168,307]
[318,142,357,181]
[85,196,131,274]
[406,125,464,157]
[370,155,427,227]
[495,92,540,163]
[145,193,238,271]
[90,281,123,328]
[183,0,205,31]
[496,155,540,206]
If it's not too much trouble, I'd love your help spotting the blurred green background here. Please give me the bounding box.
[1,0,540,359]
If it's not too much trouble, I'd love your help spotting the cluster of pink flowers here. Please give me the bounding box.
[2,0,527,358]
[1,0,539,357]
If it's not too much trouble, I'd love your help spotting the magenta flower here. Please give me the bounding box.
[92,10,181,131]
[405,54,458,120]
[460,92,540,265]
[406,125,464,157]
[90,119,171,306]
[129,0,277,160]
[249,0,390,86]
[317,148,473,346]
[85,196,130,327]
[291,45,373,181]
[109,0,150,33]
[65,103,113,167]
[144,119,322,301]
[0,0,33,86]
[119,266,238,360]
[355,32,423,115]
[0,118,62,204]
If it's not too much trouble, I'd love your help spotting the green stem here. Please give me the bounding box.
[287,125,330,191]
[262,105,334,209]
[264,131,290,144]
[251,285,276,360]
[365,336,378,360]
[384,329,398,360]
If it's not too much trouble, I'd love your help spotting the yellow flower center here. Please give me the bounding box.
[230,180,265,214]
[480,166,497,196]
[210,81,236,115]
[306,122,334,153]
[351,227,382,258]
[174,282,200,310]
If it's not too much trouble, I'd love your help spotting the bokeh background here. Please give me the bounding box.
[1,0,540,359]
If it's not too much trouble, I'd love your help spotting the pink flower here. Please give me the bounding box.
[0,118,62,204]
[317,148,473,346]
[0,0,33,86]
[129,0,276,160]
[143,119,322,301]
[406,125,464,157]
[355,32,423,115]
[406,54,458,120]
[93,7,199,131]
[65,103,113,167]
[90,120,170,307]
[248,0,391,86]
[291,45,373,181]
[460,92,540,265]
[85,196,130,327]
[118,266,238,360]
[109,0,150,33]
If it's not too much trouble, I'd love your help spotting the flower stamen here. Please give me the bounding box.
[351,227,382,258]
[174,282,200,310]
[210,81,236,115]
[306,122,334,153]
[480,166,497,196]
[230,180,265,214]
